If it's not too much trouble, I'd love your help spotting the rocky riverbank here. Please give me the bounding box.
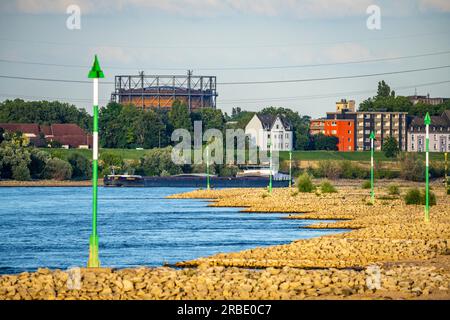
[1,180,449,300]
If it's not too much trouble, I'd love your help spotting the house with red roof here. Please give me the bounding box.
[0,123,92,149]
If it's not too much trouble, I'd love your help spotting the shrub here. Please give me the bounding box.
[68,153,91,180]
[100,152,124,168]
[29,149,50,178]
[382,136,399,158]
[316,160,341,180]
[387,184,400,196]
[297,173,315,193]
[404,188,436,206]
[320,180,337,193]
[362,180,371,189]
[313,160,369,180]
[217,165,239,177]
[12,163,31,181]
[399,153,425,182]
[429,161,444,178]
[42,158,73,180]
[140,147,182,176]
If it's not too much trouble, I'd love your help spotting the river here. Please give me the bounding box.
[0,187,344,274]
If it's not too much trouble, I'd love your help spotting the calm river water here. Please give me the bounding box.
[0,187,343,274]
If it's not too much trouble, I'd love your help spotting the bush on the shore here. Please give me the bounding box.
[29,149,50,178]
[362,180,371,189]
[297,173,315,193]
[404,188,436,206]
[140,147,182,176]
[12,163,31,181]
[42,158,73,180]
[312,160,368,180]
[217,165,239,177]
[100,152,124,171]
[387,184,400,196]
[68,153,91,180]
[320,180,337,193]
[399,153,425,182]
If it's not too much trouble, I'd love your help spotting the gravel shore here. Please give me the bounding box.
[1,180,449,300]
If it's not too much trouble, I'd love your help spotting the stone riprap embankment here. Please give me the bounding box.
[1,181,449,299]
[1,258,449,300]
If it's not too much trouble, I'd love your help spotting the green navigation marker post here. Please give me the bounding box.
[289,149,292,188]
[268,140,272,194]
[87,55,104,268]
[424,112,431,223]
[445,152,448,189]
[370,131,375,204]
[206,144,210,190]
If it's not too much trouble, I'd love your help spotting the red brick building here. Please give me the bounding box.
[323,119,355,152]
[0,123,92,149]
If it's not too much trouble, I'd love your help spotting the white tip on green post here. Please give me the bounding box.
[88,55,104,268]
[424,112,431,223]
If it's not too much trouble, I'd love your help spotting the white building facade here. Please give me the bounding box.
[245,114,293,151]
[407,111,450,152]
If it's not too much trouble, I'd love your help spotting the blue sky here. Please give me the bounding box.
[0,0,449,118]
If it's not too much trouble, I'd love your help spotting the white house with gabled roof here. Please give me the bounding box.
[245,114,293,151]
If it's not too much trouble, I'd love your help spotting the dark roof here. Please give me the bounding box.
[256,114,292,130]
[50,124,86,136]
[410,110,450,129]
[0,123,91,148]
[0,123,40,135]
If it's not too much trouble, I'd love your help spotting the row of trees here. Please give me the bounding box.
[0,99,92,131]
[0,133,90,181]
[359,81,450,116]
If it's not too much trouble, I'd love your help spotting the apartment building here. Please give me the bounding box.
[326,111,408,151]
[309,119,325,135]
[324,119,355,152]
[408,110,450,152]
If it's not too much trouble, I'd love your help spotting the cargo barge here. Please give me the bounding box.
[103,174,291,188]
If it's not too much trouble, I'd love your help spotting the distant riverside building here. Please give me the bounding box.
[326,111,409,151]
[0,123,92,149]
[245,114,293,151]
[111,71,218,111]
[309,118,355,151]
[408,110,450,152]
[309,119,325,135]
[335,99,356,112]
[408,93,449,106]
[324,119,355,152]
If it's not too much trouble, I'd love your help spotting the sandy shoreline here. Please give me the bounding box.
[0,180,449,300]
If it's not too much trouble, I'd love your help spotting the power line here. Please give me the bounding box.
[218,65,450,85]
[1,80,449,105]
[219,80,450,104]
[1,65,449,86]
[1,49,450,71]
[0,30,448,49]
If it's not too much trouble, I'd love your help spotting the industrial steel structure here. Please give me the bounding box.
[111,71,218,111]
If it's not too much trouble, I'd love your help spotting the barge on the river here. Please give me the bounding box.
[103,173,291,188]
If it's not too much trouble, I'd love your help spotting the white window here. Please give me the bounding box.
[331,130,337,134]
